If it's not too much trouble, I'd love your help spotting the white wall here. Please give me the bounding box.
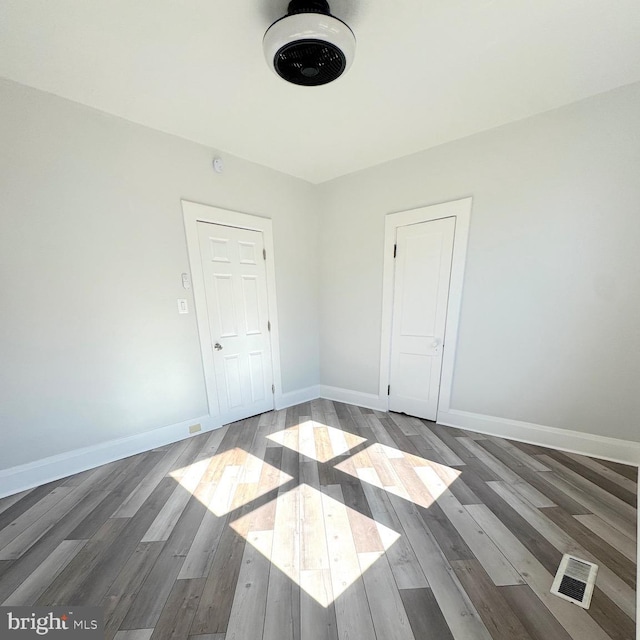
[318,82,640,442]
[0,79,319,470]
[2,76,639,475]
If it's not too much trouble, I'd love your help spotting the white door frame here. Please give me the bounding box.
[182,200,283,421]
[379,197,472,417]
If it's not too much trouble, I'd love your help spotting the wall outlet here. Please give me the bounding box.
[189,423,202,434]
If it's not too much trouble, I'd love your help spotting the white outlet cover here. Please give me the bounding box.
[177,299,188,314]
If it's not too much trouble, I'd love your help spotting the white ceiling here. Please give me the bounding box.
[1,1,640,183]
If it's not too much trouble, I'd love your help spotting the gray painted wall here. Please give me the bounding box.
[318,82,640,442]
[0,79,320,469]
[2,78,639,473]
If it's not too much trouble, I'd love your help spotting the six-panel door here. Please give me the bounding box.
[197,222,274,423]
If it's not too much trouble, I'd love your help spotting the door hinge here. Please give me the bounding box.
[267,320,271,332]
[263,248,267,260]
[271,384,275,394]
[393,244,397,258]
[387,384,391,395]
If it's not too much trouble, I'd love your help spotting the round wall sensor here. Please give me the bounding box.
[213,157,224,173]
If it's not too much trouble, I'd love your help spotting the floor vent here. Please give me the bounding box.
[550,554,598,608]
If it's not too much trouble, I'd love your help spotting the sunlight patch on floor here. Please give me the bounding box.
[170,419,461,608]
[170,448,293,516]
[334,442,462,508]
[267,421,367,463]
[230,483,400,607]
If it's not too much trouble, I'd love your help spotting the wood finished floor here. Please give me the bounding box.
[0,400,636,640]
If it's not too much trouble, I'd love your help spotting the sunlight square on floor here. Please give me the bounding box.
[161,415,464,608]
[267,421,368,462]
[230,482,401,606]
[167,448,293,517]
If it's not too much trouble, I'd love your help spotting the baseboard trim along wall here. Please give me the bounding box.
[317,387,640,467]
[2,387,638,499]
[0,386,321,498]
[276,385,320,410]
[0,414,219,499]
[318,385,388,412]
[437,408,640,467]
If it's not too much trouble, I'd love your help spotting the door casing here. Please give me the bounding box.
[379,197,472,417]
[182,200,283,421]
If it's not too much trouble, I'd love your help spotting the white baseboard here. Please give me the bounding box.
[276,385,320,410]
[437,408,640,467]
[0,415,220,499]
[0,384,323,499]
[4,392,637,500]
[319,385,387,411]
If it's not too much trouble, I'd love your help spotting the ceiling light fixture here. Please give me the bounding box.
[263,0,356,86]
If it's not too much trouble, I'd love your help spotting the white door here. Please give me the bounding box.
[197,222,274,423]
[389,217,456,421]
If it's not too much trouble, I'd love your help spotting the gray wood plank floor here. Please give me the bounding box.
[0,400,636,640]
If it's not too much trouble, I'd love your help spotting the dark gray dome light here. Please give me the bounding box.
[263,0,356,86]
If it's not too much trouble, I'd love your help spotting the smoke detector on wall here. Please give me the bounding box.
[263,0,356,86]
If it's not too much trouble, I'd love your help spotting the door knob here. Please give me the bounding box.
[214,342,223,351]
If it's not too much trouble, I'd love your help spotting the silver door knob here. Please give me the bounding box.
[214,342,223,351]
